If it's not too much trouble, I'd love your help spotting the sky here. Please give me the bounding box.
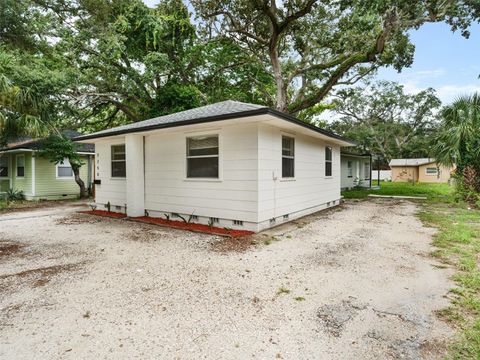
[143,0,480,106]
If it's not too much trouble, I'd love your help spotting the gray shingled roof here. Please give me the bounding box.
[77,101,267,139]
[389,158,436,167]
[75,100,353,144]
[0,130,94,153]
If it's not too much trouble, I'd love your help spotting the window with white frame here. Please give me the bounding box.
[282,136,295,178]
[347,160,353,178]
[16,155,25,177]
[186,135,219,178]
[111,145,126,178]
[364,162,370,179]
[0,156,7,177]
[325,146,332,177]
[57,158,73,178]
[426,167,438,175]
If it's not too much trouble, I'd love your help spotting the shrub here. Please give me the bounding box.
[6,188,24,201]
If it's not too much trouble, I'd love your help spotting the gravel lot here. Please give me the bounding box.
[0,199,453,359]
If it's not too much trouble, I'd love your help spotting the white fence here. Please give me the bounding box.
[371,170,392,181]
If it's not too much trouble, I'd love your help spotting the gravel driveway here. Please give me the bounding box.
[0,199,453,359]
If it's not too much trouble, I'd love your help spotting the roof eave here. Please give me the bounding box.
[74,108,355,146]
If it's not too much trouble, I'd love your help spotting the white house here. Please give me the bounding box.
[340,152,372,190]
[76,101,354,232]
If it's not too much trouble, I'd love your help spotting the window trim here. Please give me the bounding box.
[185,133,221,180]
[281,135,295,179]
[111,144,126,179]
[16,154,25,179]
[347,160,353,178]
[0,155,8,179]
[425,167,438,175]
[56,157,74,179]
[325,146,333,178]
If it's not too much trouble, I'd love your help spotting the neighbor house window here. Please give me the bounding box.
[111,145,126,178]
[16,155,25,177]
[282,136,295,178]
[347,161,353,178]
[57,158,73,178]
[364,162,370,180]
[325,146,332,177]
[426,167,438,175]
[0,156,7,177]
[186,135,219,178]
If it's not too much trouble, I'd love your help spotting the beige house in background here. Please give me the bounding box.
[389,158,454,183]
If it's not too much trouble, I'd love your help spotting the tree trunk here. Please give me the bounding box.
[72,166,88,199]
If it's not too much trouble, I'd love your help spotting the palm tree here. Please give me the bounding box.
[434,94,480,199]
[434,93,480,174]
[0,73,54,144]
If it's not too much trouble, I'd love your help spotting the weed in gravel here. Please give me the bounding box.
[294,296,305,301]
[277,287,290,295]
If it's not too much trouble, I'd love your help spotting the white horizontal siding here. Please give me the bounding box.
[144,123,259,222]
[94,140,126,207]
[257,124,341,222]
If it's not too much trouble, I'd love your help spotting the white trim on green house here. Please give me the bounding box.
[0,151,94,200]
[31,155,36,196]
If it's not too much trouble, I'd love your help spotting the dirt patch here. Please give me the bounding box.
[0,242,24,258]
[123,228,163,242]
[317,297,367,337]
[0,200,87,214]
[211,236,256,252]
[420,338,449,358]
[55,213,107,225]
[0,263,83,292]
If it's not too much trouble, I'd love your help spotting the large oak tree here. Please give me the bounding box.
[193,0,480,117]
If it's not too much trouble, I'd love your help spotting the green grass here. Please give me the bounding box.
[0,200,6,211]
[342,181,454,202]
[417,200,480,359]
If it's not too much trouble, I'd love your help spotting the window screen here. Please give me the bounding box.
[187,135,219,178]
[57,158,73,177]
[282,136,295,178]
[111,145,126,178]
[426,167,438,174]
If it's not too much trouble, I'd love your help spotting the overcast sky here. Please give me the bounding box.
[142,0,479,106]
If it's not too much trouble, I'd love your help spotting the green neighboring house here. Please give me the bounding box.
[0,132,94,200]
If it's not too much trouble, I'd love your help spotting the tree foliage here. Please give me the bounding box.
[0,0,479,141]
[329,81,441,161]
[434,93,480,176]
[193,0,479,117]
[0,0,273,136]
